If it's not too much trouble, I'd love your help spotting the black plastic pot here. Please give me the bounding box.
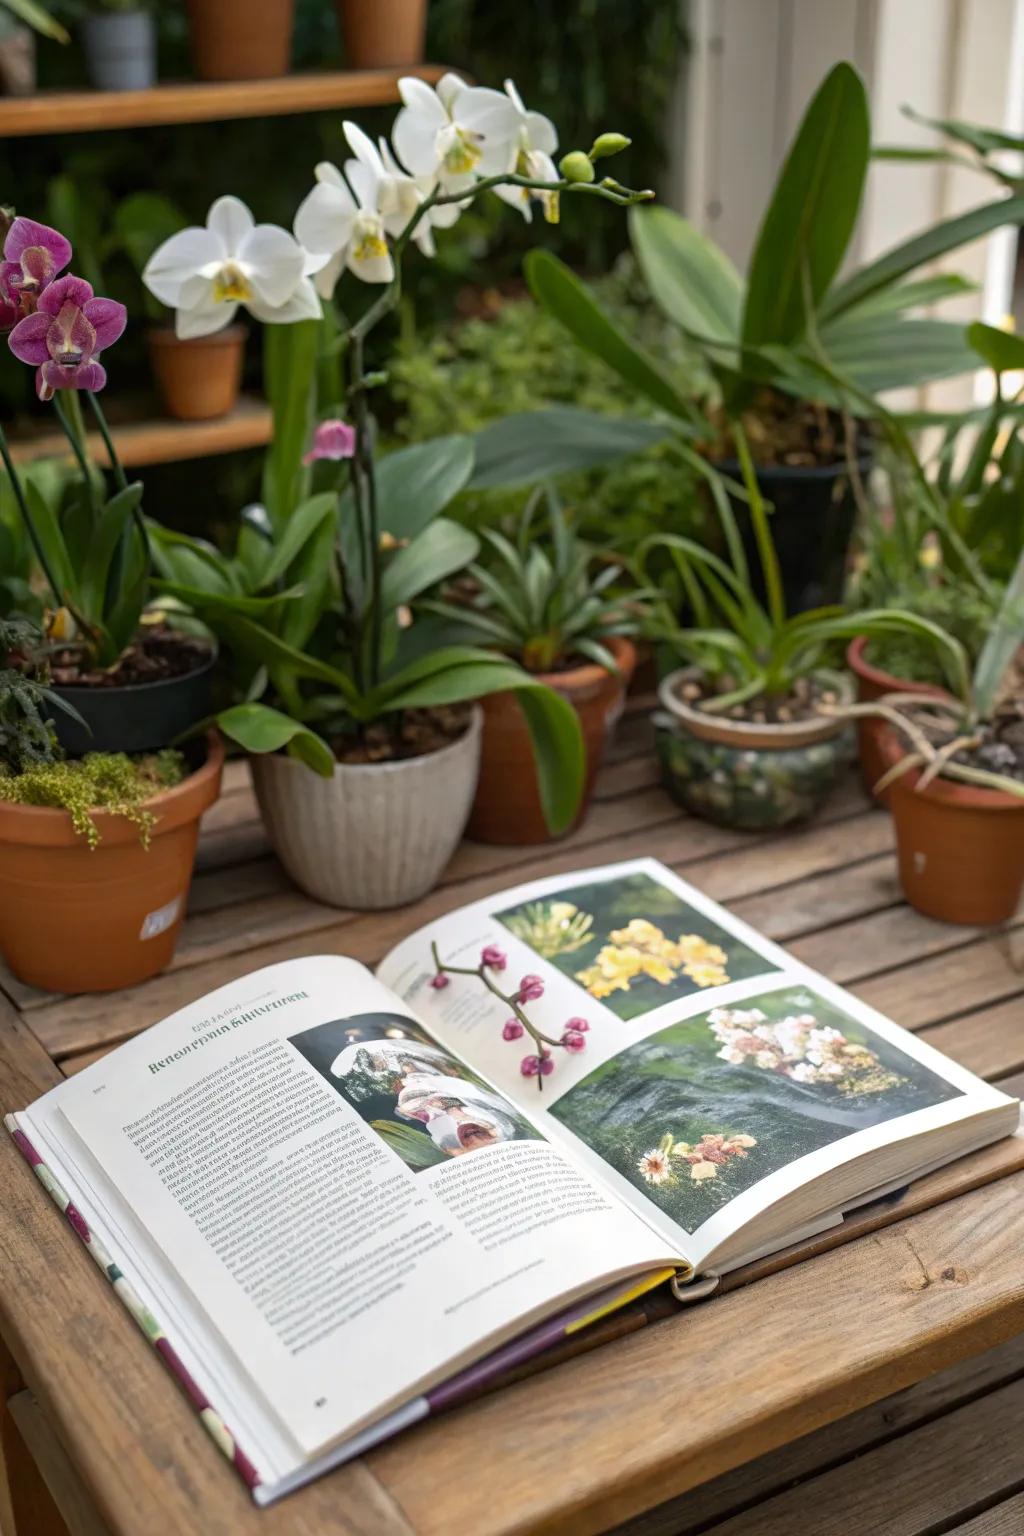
[719,450,873,615]
[53,657,214,756]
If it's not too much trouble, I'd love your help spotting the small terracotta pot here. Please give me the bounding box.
[186,0,294,80]
[0,736,223,994]
[880,728,1024,925]
[147,325,246,421]
[466,638,635,846]
[335,0,427,67]
[847,637,948,804]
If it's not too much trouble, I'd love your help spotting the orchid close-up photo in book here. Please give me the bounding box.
[1,7,1024,1534]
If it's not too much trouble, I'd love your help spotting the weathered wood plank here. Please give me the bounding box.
[7,1390,111,1536]
[921,1000,1024,1083]
[853,930,1024,1031]
[792,906,1024,991]
[948,1494,1024,1535]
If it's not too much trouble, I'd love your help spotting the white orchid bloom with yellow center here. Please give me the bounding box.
[392,71,516,195]
[491,79,560,222]
[142,195,322,339]
[294,126,405,295]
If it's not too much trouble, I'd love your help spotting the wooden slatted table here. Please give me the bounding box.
[1,698,1022,1536]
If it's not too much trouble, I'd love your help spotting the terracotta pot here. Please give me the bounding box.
[879,728,1024,925]
[335,0,427,67]
[847,636,949,804]
[0,736,223,994]
[251,710,481,909]
[654,667,852,831]
[466,638,635,846]
[186,0,294,80]
[147,325,245,421]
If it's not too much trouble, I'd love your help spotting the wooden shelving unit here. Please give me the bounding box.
[0,64,447,136]
[9,394,272,469]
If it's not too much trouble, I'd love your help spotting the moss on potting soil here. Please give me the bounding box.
[861,583,997,688]
[0,750,186,849]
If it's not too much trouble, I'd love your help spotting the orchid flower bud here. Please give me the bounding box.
[589,133,631,160]
[559,151,595,184]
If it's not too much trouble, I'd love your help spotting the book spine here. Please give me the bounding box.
[5,1116,261,1493]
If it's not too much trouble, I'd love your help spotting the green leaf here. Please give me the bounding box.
[902,106,1024,157]
[3,0,68,42]
[974,545,1024,720]
[79,481,144,619]
[261,321,319,529]
[373,436,475,542]
[257,492,338,589]
[380,518,479,610]
[193,611,359,705]
[24,480,73,601]
[470,407,670,489]
[823,196,1024,321]
[813,316,978,393]
[154,580,304,616]
[525,249,696,422]
[834,272,976,320]
[215,702,335,777]
[966,321,1024,374]
[629,205,742,344]
[743,62,870,347]
[147,523,238,593]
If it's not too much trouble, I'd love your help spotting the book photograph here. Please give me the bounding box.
[495,868,775,1020]
[548,984,966,1233]
[288,1010,542,1171]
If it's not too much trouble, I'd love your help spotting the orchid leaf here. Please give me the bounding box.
[471,407,670,488]
[630,205,742,344]
[974,545,1024,720]
[373,435,475,541]
[379,518,478,610]
[257,492,337,589]
[966,321,1024,375]
[215,702,335,777]
[79,482,144,619]
[261,320,319,528]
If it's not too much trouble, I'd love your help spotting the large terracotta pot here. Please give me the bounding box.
[466,638,635,846]
[147,325,246,421]
[335,0,427,67]
[654,666,852,831]
[847,636,948,804]
[879,727,1024,925]
[0,736,223,994]
[186,0,294,80]
[252,710,481,909]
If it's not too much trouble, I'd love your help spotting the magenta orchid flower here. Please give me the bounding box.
[303,418,357,464]
[8,274,126,402]
[0,217,72,329]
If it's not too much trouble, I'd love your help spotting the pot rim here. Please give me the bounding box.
[878,725,1024,812]
[657,665,852,749]
[713,450,873,483]
[53,648,217,698]
[522,634,636,692]
[846,635,951,701]
[0,731,224,847]
[147,323,248,348]
[253,704,482,781]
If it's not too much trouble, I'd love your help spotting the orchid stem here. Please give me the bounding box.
[430,940,565,1095]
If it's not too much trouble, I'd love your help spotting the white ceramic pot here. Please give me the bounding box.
[250,709,482,910]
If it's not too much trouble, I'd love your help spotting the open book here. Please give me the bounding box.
[8,858,1018,1503]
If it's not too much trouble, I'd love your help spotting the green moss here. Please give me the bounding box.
[862,583,999,687]
[0,750,186,850]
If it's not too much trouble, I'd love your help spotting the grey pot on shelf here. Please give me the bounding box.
[250,708,483,910]
[0,18,35,96]
[81,10,156,91]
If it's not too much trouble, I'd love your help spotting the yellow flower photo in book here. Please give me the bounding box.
[497,870,774,1020]
[288,1011,541,1172]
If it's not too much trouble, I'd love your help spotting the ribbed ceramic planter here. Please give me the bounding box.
[654,667,853,830]
[251,709,482,909]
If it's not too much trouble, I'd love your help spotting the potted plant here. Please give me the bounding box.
[141,85,654,907]
[0,0,67,94]
[185,0,293,81]
[0,213,216,750]
[0,617,223,992]
[424,485,647,843]
[80,0,155,92]
[335,0,426,69]
[644,430,960,830]
[844,547,1024,926]
[115,191,247,421]
[511,63,1024,613]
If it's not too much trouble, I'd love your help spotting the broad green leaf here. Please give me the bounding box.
[261,320,319,529]
[470,407,670,489]
[966,320,1024,374]
[743,62,870,347]
[813,316,978,393]
[79,482,144,619]
[154,580,304,616]
[209,613,360,704]
[974,545,1024,719]
[147,523,238,592]
[379,518,479,609]
[824,195,1024,321]
[630,205,742,344]
[373,435,475,542]
[216,702,334,777]
[525,249,696,422]
[258,492,337,589]
[834,273,976,320]
[24,480,73,601]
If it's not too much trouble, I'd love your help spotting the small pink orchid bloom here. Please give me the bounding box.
[0,217,72,328]
[8,274,126,402]
[518,974,544,1002]
[429,972,450,990]
[303,418,357,464]
[481,944,507,971]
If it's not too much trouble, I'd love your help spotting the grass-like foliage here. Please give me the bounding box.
[0,749,185,848]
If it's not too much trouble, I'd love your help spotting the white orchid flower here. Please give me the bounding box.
[142,195,322,339]
[294,129,402,295]
[490,79,560,222]
[392,71,516,194]
[346,122,443,258]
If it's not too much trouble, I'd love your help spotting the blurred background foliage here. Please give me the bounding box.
[1,0,689,540]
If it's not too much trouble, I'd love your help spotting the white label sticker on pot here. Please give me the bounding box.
[140,897,182,941]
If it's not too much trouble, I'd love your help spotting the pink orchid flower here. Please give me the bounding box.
[0,217,72,328]
[8,274,126,402]
[303,418,357,464]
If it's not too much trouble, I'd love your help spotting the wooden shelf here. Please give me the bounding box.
[8,394,272,468]
[0,64,448,136]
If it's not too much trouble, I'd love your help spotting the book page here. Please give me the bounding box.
[41,955,673,1459]
[378,858,1016,1271]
